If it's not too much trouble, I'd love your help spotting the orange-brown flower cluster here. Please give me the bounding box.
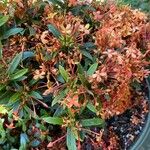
[95,5,149,51]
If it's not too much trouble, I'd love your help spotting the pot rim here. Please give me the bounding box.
[130,78,150,150]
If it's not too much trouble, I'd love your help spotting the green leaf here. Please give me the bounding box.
[9,68,28,80]
[87,102,97,113]
[57,74,65,83]
[67,128,77,150]
[7,52,22,75]
[22,51,34,60]
[83,42,96,49]
[59,65,69,82]
[87,63,98,76]
[2,28,24,39]
[52,89,68,106]
[19,133,29,150]
[78,73,89,87]
[0,84,5,92]
[80,118,104,127]
[47,0,64,7]
[0,41,2,60]
[47,24,61,38]
[30,139,40,147]
[0,15,9,27]
[77,64,84,75]
[53,106,65,117]
[30,91,43,100]
[9,92,21,103]
[0,105,8,114]
[81,50,93,61]
[0,119,6,144]
[28,26,36,36]
[43,117,63,125]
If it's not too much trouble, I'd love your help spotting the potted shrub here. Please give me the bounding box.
[0,0,149,149]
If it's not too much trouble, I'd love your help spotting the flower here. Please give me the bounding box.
[93,11,103,20]
[33,70,45,80]
[63,94,80,108]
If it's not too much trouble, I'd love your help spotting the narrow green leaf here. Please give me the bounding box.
[67,128,77,150]
[47,24,61,38]
[87,102,97,113]
[0,41,2,60]
[30,91,43,100]
[7,52,22,75]
[28,26,36,36]
[52,89,68,106]
[83,42,96,49]
[80,118,104,127]
[53,106,65,117]
[22,51,34,60]
[2,28,24,39]
[0,84,5,92]
[9,92,21,103]
[10,68,28,80]
[87,63,98,76]
[43,117,63,125]
[0,119,6,144]
[57,74,65,83]
[77,64,84,74]
[0,15,9,27]
[78,73,89,87]
[59,65,69,82]
[19,133,29,150]
[81,50,93,61]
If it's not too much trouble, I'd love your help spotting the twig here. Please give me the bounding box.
[47,134,66,148]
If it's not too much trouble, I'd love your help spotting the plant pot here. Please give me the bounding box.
[130,78,150,150]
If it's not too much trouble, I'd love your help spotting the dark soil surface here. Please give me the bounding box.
[107,99,149,150]
[81,99,149,150]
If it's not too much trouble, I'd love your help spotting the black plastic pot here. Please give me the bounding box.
[130,78,150,150]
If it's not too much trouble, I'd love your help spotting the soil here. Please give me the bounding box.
[81,98,149,150]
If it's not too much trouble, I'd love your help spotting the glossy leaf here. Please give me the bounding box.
[22,51,35,60]
[87,102,97,113]
[87,63,98,76]
[7,52,22,75]
[19,133,29,150]
[31,139,40,147]
[78,73,89,87]
[51,89,67,106]
[9,68,28,80]
[43,117,63,125]
[0,15,9,27]
[67,128,77,150]
[9,92,21,103]
[47,24,61,38]
[81,50,93,61]
[83,42,96,50]
[30,91,43,100]
[80,118,104,127]
[77,63,84,75]
[2,27,24,39]
[59,65,69,82]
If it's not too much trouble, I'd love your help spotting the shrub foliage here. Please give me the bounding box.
[0,0,150,149]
